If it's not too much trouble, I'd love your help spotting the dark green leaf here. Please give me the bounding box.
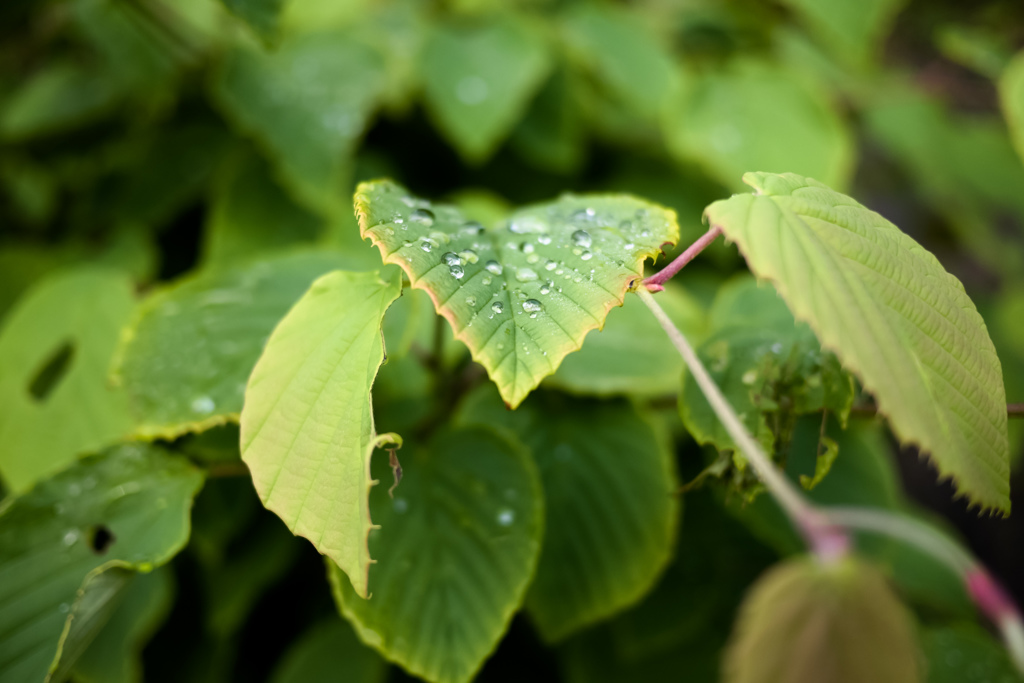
[269,618,387,683]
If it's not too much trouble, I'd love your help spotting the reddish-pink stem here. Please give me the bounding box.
[643,225,723,291]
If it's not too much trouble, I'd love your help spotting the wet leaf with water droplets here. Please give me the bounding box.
[356,180,679,408]
[0,443,203,683]
[241,269,402,599]
[328,427,543,683]
[113,251,357,440]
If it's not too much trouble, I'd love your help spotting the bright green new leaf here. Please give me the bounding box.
[999,49,1024,166]
[213,34,384,210]
[0,61,121,142]
[72,569,174,683]
[664,61,854,192]
[561,4,677,119]
[202,148,324,270]
[355,180,679,408]
[269,619,387,683]
[922,624,1024,683]
[705,172,1011,512]
[548,282,706,397]
[421,15,551,162]
[458,388,679,643]
[113,251,358,440]
[0,268,135,492]
[240,269,402,599]
[328,427,543,683]
[219,0,284,41]
[777,0,907,67]
[0,443,204,683]
[725,557,921,683]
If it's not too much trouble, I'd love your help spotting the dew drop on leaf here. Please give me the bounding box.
[523,299,542,313]
[442,252,461,266]
[410,208,435,226]
[191,396,215,414]
[491,301,505,314]
[571,229,592,248]
[485,260,503,275]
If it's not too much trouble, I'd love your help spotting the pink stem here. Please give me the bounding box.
[643,225,723,291]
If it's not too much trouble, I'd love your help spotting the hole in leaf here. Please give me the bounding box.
[88,525,116,554]
[28,340,76,401]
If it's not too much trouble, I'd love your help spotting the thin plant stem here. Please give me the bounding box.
[643,225,723,291]
[638,285,1024,672]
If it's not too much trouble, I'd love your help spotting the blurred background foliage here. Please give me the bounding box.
[2,0,1024,681]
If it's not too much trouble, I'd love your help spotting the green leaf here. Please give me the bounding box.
[113,251,358,440]
[269,618,387,683]
[51,569,133,683]
[71,569,174,683]
[777,0,907,66]
[922,623,1024,683]
[355,180,680,408]
[213,34,384,210]
[705,172,1011,511]
[561,4,677,119]
[999,49,1024,166]
[0,268,135,492]
[0,61,121,142]
[0,443,204,683]
[547,282,706,397]
[240,269,402,599]
[421,15,551,162]
[219,0,283,41]
[510,66,587,174]
[202,148,325,270]
[458,388,679,642]
[328,426,543,683]
[680,276,855,484]
[724,556,921,683]
[664,61,854,192]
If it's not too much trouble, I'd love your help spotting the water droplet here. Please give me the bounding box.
[58,603,70,614]
[526,253,540,264]
[442,252,461,267]
[449,265,465,279]
[461,221,484,235]
[456,75,489,105]
[741,370,758,385]
[640,229,652,238]
[516,267,538,282]
[481,276,492,286]
[491,301,505,314]
[619,219,633,231]
[580,250,593,261]
[420,240,434,253]
[63,530,79,546]
[410,208,435,226]
[521,242,535,255]
[624,242,635,250]
[465,296,477,307]
[497,508,515,526]
[459,249,479,264]
[509,215,545,234]
[540,282,552,295]
[537,233,552,245]
[523,299,542,313]
[485,260,503,275]
[544,259,558,271]
[571,230,592,248]
[571,208,595,222]
[394,498,409,514]
[191,396,215,415]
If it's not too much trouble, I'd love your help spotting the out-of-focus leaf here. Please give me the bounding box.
[459,387,679,642]
[0,268,134,492]
[706,172,1011,512]
[213,34,384,210]
[548,282,707,397]
[561,4,677,120]
[113,251,357,439]
[865,92,1024,277]
[935,25,1014,79]
[664,61,853,192]
[985,288,1024,461]
[778,0,907,67]
[71,569,174,683]
[922,623,1024,683]
[421,15,551,162]
[0,158,58,226]
[355,180,679,408]
[219,0,284,41]
[51,569,134,683]
[241,270,402,599]
[0,62,121,142]
[269,618,387,683]
[0,443,204,683]
[202,148,324,270]
[329,427,543,683]
[724,556,921,683]
[999,49,1024,166]
[511,65,587,174]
